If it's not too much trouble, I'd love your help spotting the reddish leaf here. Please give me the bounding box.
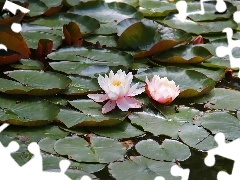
[192,35,204,45]
[43,5,63,16]
[63,21,82,46]
[35,39,53,65]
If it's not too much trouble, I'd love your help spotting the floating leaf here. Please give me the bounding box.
[200,112,240,140]
[87,120,144,139]
[68,1,143,23]
[5,70,71,96]
[135,139,191,161]
[48,47,134,68]
[0,95,59,126]
[135,66,215,98]
[109,156,179,180]
[54,136,126,163]
[153,45,211,63]
[178,123,217,151]
[162,14,237,34]
[11,59,44,70]
[117,19,191,57]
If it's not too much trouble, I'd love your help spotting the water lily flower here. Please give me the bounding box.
[88,70,145,114]
[145,75,180,105]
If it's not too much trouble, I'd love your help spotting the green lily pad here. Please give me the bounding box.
[178,123,217,151]
[93,22,117,35]
[48,47,134,68]
[42,154,105,173]
[1,125,68,141]
[29,13,100,35]
[0,95,59,126]
[5,70,71,96]
[87,120,144,139]
[201,56,232,69]
[11,59,44,70]
[153,45,211,63]
[104,0,139,7]
[200,112,240,140]
[84,35,118,47]
[26,0,49,17]
[68,1,143,23]
[135,66,215,98]
[109,156,179,180]
[128,109,184,138]
[117,18,191,57]
[162,14,237,34]
[139,0,177,17]
[191,88,240,110]
[62,75,100,95]
[56,99,128,127]
[66,99,129,126]
[135,139,191,161]
[54,136,126,163]
[187,1,236,22]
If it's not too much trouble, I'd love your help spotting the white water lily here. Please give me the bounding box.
[145,75,180,105]
[88,70,145,114]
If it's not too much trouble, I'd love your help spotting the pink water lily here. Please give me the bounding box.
[88,70,145,114]
[145,75,180,105]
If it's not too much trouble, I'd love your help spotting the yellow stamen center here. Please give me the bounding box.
[112,80,121,86]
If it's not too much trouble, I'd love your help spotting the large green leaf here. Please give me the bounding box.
[54,136,126,163]
[117,19,191,57]
[191,88,240,110]
[28,13,100,35]
[11,59,44,70]
[153,45,211,63]
[87,120,144,139]
[104,0,139,7]
[5,70,71,96]
[135,66,215,98]
[187,1,236,22]
[0,95,59,126]
[48,47,134,68]
[128,109,184,138]
[135,139,191,161]
[68,1,143,23]
[139,0,177,17]
[178,123,217,151]
[109,156,179,180]
[162,14,237,34]
[56,99,128,127]
[62,75,100,95]
[200,112,240,140]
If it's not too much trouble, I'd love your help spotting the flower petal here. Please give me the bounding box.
[87,94,109,102]
[127,83,145,96]
[102,100,116,114]
[116,97,142,111]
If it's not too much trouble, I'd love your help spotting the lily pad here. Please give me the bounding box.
[11,59,44,70]
[109,156,180,180]
[162,14,237,34]
[87,120,144,139]
[153,45,211,63]
[135,139,191,161]
[56,99,128,127]
[178,123,217,151]
[62,75,100,95]
[139,0,177,17]
[68,1,143,23]
[135,66,215,98]
[191,88,240,110]
[0,95,59,126]
[48,47,134,68]
[200,112,240,140]
[117,18,191,57]
[128,109,184,138]
[5,70,71,96]
[54,136,126,163]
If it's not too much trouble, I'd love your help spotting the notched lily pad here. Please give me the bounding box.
[5,70,71,96]
[54,136,126,163]
[135,66,215,98]
[135,139,191,161]
[56,99,128,127]
[0,95,59,126]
